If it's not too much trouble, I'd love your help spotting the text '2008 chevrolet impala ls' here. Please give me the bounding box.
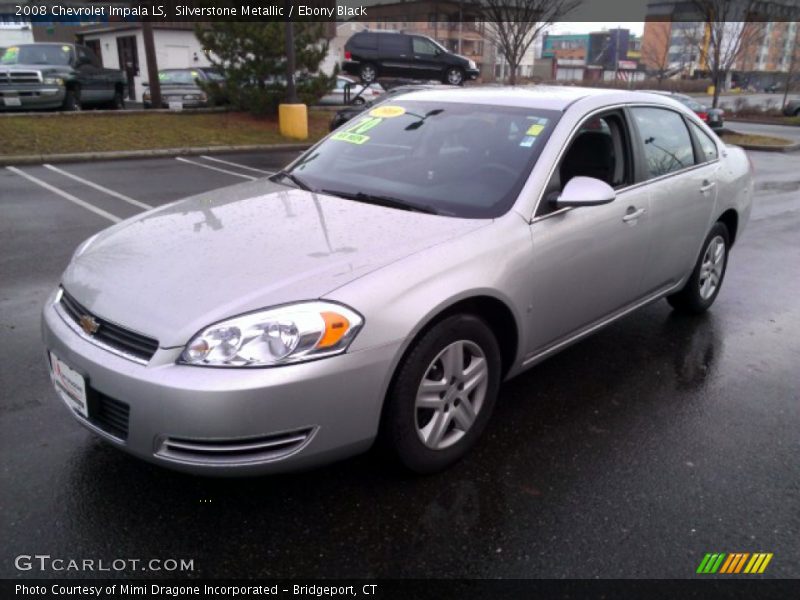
[42,87,753,475]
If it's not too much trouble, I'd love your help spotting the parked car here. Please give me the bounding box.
[43,87,753,475]
[343,30,479,86]
[0,43,126,111]
[783,99,800,116]
[329,83,454,130]
[143,68,220,108]
[645,90,724,129]
[318,75,381,106]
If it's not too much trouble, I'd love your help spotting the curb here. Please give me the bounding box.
[0,107,230,118]
[722,128,799,153]
[0,144,312,166]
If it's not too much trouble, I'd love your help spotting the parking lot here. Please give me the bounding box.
[1,143,798,579]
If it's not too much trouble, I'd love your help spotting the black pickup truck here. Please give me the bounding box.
[0,43,127,111]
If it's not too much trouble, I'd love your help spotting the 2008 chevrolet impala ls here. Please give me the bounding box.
[42,87,753,475]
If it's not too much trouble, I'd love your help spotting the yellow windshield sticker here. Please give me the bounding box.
[331,132,370,145]
[369,105,406,118]
[526,123,545,136]
[61,45,71,52]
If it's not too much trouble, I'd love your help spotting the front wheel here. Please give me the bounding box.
[667,222,730,314]
[62,87,81,111]
[381,314,501,473]
[444,67,465,86]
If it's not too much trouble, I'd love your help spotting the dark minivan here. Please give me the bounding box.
[342,30,479,86]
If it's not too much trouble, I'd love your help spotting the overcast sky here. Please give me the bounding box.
[548,22,646,36]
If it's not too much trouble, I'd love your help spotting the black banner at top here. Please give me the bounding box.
[1,0,799,23]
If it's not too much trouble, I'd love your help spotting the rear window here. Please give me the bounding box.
[288,100,559,219]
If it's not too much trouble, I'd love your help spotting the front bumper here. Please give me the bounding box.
[41,291,398,476]
[0,86,65,110]
[466,68,480,80]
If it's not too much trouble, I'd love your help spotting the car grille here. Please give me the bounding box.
[59,288,160,363]
[156,428,316,465]
[0,70,41,85]
[88,391,130,440]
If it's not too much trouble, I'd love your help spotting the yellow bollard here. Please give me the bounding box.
[706,85,715,96]
[279,103,308,140]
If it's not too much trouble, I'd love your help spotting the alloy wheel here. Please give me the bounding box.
[414,340,488,450]
[698,235,725,300]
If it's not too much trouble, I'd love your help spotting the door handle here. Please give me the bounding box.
[699,180,716,193]
[622,207,646,222]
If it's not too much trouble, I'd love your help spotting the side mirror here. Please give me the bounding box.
[555,176,616,208]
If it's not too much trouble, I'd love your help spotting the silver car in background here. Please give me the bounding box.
[42,87,753,475]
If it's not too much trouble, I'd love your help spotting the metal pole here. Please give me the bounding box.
[142,21,161,107]
[285,15,298,103]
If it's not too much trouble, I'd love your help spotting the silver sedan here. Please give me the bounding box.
[42,86,753,475]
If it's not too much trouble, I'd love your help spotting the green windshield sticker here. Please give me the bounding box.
[332,131,370,145]
[331,116,384,144]
[158,72,167,80]
[3,47,18,61]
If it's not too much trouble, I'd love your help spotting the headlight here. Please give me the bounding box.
[468,60,477,70]
[143,92,151,101]
[179,302,364,367]
[42,76,64,86]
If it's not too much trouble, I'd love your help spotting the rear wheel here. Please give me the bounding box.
[359,63,377,84]
[667,222,730,314]
[381,314,501,473]
[444,67,465,86]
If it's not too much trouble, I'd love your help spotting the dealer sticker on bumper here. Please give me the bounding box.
[49,352,88,418]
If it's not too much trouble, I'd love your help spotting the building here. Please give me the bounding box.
[77,23,212,102]
[0,14,34,49]
[642,1,799,87]
[541,29,644,82]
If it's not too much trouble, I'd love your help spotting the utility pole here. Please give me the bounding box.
[142,21,161,107]
[285,18,298,103]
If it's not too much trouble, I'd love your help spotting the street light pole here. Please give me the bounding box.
[142,20,161,107]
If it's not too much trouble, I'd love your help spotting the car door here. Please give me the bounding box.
[377,34,413,78]
[628,107,719,293]
[525,110,654,356]
[74,45,104,103]
[410,36,444,80]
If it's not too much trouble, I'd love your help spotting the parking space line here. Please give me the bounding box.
[7,166,121,223]
[43,164,153,210]
[199,155,275,175]
[175,157,257,180]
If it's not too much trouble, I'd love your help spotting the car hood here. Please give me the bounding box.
[0,63,70,74]
[61,180,487,347]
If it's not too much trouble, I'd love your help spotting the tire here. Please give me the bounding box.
[108,88,125,110]
[381,314,502,474]
[352,96,366,106]
[62,87,81,111]
[667,222,730,314]
[359,63,377,84]
[444,67,465,86]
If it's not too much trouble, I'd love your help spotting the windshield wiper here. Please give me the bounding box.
[271,170,313,191]
[321,189,439,215]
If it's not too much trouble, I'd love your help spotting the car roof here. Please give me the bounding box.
[394,86,678,112]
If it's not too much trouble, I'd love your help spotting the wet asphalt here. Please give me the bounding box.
[0,145,798,579]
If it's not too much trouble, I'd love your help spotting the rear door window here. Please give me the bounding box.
[379,35,411,55]
[689,121,719,163]
[631,107,695,178]
[352,33,377,49]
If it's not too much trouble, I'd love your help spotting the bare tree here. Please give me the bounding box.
[479,0,582,85]
[641,21,673,86]
[686,0,767,108]
[781,26,800,110]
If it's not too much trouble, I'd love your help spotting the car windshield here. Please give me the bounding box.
[288,100,558,218]
[159,70,200,85]
[0,44,72,65]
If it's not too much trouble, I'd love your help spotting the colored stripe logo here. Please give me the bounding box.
[697,553,773,574]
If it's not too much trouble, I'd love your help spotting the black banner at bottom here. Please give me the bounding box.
[3,579,799,600]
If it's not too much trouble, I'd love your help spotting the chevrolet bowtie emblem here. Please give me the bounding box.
[79,314,100,335]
